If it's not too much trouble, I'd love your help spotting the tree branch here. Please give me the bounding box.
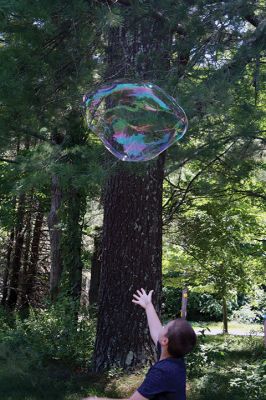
[0,157,18,164]
[163,140,237,223]
[244,14,261,28]
[233,190,266,201]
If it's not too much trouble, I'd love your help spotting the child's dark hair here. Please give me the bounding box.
[166,319,197,358]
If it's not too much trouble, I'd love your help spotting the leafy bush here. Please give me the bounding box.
[232,288,266,323]
[0,300,96,376]
[162,286,238,321]
[232,304,259,323]
[228,361,265,399]
[186,335,229,379]
[187,336,265,400]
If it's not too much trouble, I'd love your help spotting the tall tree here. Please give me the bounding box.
[162,196,265,332]
[20,200,44,313]
[0,0,103,307]
[93,3,174,371]
[6,193,26,310]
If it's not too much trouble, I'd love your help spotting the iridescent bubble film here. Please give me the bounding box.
[83,82,188,162]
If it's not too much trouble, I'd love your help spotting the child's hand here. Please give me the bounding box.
[132,288,154,309]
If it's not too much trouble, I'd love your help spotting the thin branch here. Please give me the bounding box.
[0,157,18,164]
[233,190,266,201]
[163,140,237,223]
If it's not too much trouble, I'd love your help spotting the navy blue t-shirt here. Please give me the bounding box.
[137,343,186,400]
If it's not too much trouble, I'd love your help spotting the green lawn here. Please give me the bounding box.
[191,320,263,335]
[0,335,264,400]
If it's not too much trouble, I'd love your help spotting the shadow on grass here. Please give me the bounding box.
[188,368,263,400]
[187,336,264,400]
[0,363,105,400]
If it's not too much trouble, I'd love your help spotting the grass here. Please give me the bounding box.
[0,334,264,400]
[186,335,265,400]
[191,320,263,335]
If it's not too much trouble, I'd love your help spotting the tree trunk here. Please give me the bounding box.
[181,288,188,319]
[20,201,44,313]
[48,175,63,302]
[94,155,165,371]
[89,228,102,305]
[64,188,86,302]
[57,110,87,311]
[19,198,33,308]
[1,227,15,306]
[93,11,172,371]
[222,296,228,334]
[6,193,26,310]
[47,126,65,302]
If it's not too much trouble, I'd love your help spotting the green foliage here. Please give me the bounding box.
[0,2,265,394]
[187,335,265,400]
[227,362,265,400]
[0,300,96,373]
[232,288,266,323]
[232,304,261,324]
[162,286,238,321]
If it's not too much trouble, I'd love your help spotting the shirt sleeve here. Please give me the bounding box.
[137,365,171,399]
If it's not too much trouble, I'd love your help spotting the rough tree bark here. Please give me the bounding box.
[20,201,44,313]
[6,193,26,310]
[93,11,172,370]
[19,196,33,307]
[94,157,165,371]
[48,174,63,302]
[1,227,15,306]
[65,187,86,302]
[89,228,102,305]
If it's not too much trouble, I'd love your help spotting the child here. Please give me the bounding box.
[83,288,196,400]
[132,288,196,400]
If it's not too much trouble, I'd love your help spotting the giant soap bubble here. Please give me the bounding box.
[83,82,188,162]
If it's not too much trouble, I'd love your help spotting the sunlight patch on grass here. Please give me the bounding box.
[191,320,263,334]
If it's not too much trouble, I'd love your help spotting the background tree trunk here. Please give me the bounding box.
[47,127,66,302]
[60,110,87,312]
[19,196,33,308]
[89,228,102,305]
[181,288,188,319]
[64,188,86,303]
[1,227,15,306]
[48,175,63,302]
[20,201,44,313]
[222,296,228,334]
[6,193,26,310]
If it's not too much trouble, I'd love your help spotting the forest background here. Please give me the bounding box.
[0,1,265,400]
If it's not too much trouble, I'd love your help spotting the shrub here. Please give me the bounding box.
[162,286,238,321]
[232,289,266,323]
[187,336,265,400]
[228,361,265,399]
[186,335,229,379]
[0,300,96,376]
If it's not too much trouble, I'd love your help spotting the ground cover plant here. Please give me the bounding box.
[0,313,264,400]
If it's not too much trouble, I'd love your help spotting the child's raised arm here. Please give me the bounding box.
[132,288,162,345]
